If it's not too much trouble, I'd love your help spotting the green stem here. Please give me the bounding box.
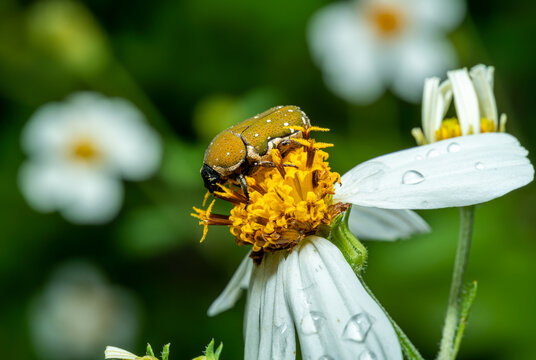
[437,206,475,360]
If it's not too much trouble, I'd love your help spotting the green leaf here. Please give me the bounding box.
[146,343,155,357]
[214,342,223,359]
[204,339,215,358]
[161,343,170,360]
[197,339,223,360]
[453,280,478,358]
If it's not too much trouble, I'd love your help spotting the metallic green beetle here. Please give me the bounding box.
[201,105,311,198]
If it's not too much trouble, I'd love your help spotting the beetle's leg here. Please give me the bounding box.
[254,161,276,168]
[254,161,297,168]
[277,138,301,157]
[254,161,298,169]
[237,173,250,205]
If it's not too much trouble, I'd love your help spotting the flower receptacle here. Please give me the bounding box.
[329,206,368,274]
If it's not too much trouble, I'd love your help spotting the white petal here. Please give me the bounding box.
[59,169,124,224]
[349,206,430,241]
[19,160,69,213]
[448,68,480,135]
[335,133,534,209]
[93,98,163,181]
[390,34,458,103]
[470,64,498,126]
[421,77,447,142]
[410,0,466,32]
[285,236,402,360]
[207,254,254,317]
[104,346,138,360]
[19,160,122,223]
[243,258,265,360]
[308,3,385,104]
[21,102,71,158]
[244,253,294,360]
[256,253,296,360]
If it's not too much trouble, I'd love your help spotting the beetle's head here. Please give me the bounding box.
[201,163,223,192]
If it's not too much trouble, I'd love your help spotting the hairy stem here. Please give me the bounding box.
[437,206,475,360]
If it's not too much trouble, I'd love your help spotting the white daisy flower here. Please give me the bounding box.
[19,92,162,224]
[413,64,506,145]
[308,0,466,104]
[29,261,139,360]
[196,121,533,359]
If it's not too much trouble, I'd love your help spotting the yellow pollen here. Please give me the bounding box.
[480,117,496,133]
[368,6,404,36]
[434,117,496,142]
[192,133,346,261]
[70,139,99,161]
[434,118,462,141]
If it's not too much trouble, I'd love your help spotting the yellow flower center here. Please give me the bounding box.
[435,117,497,142]
[192,127,347,261]
[368,6,404,37]
[70,139,99,162]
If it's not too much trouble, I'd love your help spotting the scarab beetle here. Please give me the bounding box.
[201,105,311,198]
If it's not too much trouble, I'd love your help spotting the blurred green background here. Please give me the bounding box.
[0,0,535,359]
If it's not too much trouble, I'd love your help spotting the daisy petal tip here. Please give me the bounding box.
[104,346,138,360]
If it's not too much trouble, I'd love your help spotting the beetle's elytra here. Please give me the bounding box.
[201,105,311,197]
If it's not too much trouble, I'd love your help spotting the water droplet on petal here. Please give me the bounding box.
[359,350,377,360]
[426,149,439,158]
[447,142,461,153]
[475,162,485,170]
[342,313,372,342]
[298,284,316,306]
[402,170,425,185]
[415,155,423,161]
[318,356,334,360]
[300,311,325,335]
[351,161,388,193]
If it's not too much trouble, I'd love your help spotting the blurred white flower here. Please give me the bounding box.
[413,64,506,144]
[308,0,466,104]
[19,92,162,224]
[29,261,139,360]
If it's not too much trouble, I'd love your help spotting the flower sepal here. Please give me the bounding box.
[328,206,368,274]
